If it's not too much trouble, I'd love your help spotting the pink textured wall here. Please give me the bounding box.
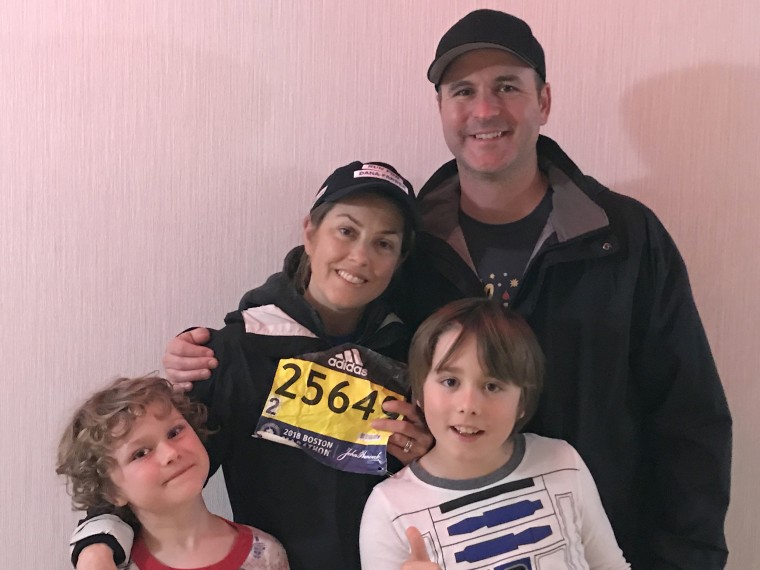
[1,1,757,567]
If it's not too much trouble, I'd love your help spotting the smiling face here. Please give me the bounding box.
[303,192,405,336]
[108,402,209,516]
[420,326,523,480]
[437,48,550,183]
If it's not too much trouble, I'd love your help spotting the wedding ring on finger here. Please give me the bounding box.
[403,438,414,453]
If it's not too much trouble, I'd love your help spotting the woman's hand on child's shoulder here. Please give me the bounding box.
[401,527,441,570]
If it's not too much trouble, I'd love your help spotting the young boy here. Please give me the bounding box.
[359,299,629,569]
[57,375,289,569]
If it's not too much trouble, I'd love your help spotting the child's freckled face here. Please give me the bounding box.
[421,327,522,479]
[108,402,209,514]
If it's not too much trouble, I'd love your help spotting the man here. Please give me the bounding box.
[397,9,731,569]
[75,9,731,570]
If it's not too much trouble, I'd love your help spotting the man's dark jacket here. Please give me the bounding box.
[396,135,732,569]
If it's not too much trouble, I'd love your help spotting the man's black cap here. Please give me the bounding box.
[427,10,546,85]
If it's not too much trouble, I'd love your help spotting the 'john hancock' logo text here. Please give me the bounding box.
[337,448,382,463]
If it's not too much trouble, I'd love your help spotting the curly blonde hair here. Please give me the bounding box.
[56,375,209,512]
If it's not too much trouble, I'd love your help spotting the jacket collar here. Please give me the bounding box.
[418,135,609,247]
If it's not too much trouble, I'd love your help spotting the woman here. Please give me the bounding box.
[72,161,433,570]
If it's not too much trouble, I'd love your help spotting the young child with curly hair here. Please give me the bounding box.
[57,375,289,569]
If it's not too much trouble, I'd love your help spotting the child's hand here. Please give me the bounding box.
[401,526,441,570]
[75,543,119,570]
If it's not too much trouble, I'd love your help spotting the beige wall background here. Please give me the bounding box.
[1,1,757,567]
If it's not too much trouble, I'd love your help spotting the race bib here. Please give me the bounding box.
[254,344,408,474]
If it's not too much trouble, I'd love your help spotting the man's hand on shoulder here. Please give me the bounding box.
[162,328,217,390]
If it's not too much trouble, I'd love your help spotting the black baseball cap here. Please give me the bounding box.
[427,9,546,86]
[312,161,420,230]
